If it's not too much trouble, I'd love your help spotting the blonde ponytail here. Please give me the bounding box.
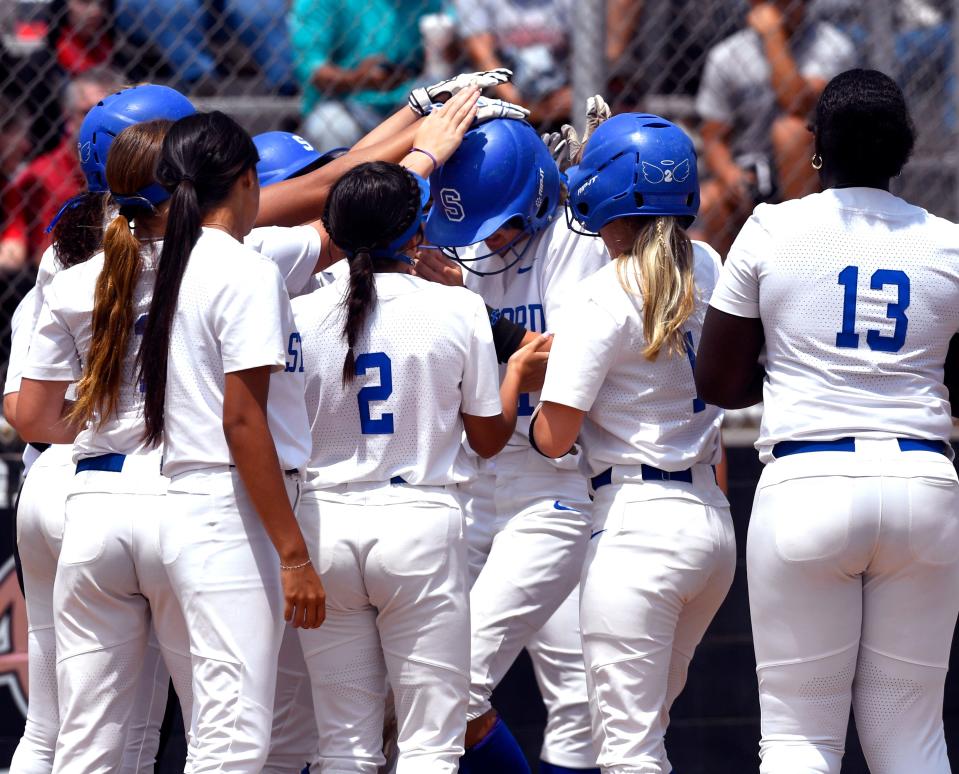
[616,216,696,361]
[68,212,143,426]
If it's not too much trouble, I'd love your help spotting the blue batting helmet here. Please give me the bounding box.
[424,119,560,248]
[253,131,348,187]
[566,113,699,233]
[78,84,196,194]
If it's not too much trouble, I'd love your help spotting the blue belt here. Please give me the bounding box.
[590,464,693,492]
[772,437,948,459]
[390,476,406,485]
[75,453,126,474]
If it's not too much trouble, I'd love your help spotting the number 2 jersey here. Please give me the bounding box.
[710,187,959,462]
[291,273,503,489]
[541,242,724,476]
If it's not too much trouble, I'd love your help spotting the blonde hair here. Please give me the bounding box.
[616,216,696,361]
[69,119,171,427]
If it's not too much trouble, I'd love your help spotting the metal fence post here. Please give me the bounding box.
[572,0,607,134]
[867,1,896,75]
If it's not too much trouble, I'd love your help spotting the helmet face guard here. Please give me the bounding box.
[565,113,700,235]
[423,119,561,271]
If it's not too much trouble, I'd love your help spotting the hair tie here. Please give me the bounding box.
[180,174,196,185]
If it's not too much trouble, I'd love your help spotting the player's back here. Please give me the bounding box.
[728,188,959,457]
[294,273,499,488]
[32,246,159,459]
[545,241,724,475]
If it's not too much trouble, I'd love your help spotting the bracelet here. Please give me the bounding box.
[280,558,312,571]
[409,147,438,175]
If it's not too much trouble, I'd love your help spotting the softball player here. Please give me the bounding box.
[292,123,548,774]
[20,117,197,774]
[10,85,196,774]
[136,109,325,773]
[531,113,735,773]
[421,118,606,773]
[696,68,959,774]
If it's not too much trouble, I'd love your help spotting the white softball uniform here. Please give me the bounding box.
[26,246,193,774]
[5,287,49,476]
[293,272,501,773]
[711,187,959,774]
[458,218,607,768]
[541,243,734,774]
[161,227,309,773]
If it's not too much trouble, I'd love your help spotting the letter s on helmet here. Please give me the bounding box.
[424,119,561,248]
[566,113,699,234]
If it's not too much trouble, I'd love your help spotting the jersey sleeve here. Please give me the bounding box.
[540,295,622,411]
[244,225,322,298]
[708,214,767,319]
[541,229,608,327]
[215,259,289,374]
[4,288,41,394]
[460,291,504,417]
[22,286,82,383]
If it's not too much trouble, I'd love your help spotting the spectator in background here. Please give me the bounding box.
[290,0,438,151]
[49,0,113,75]
[114,0,297,93]
[455,0,571,127]
[694,0,855,255]
[0,67,122,270]
[0,104,32,273]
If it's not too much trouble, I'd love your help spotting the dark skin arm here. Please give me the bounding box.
[695,307,766,409]
[944,333,959,417]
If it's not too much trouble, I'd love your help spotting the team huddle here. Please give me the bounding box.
[2,64,957,774]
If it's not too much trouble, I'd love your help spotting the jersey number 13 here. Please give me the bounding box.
[836,266,910,353]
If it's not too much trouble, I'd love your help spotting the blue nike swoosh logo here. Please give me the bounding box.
[517,265,533,274]
[553,500,578,511]
[590,529,606,539]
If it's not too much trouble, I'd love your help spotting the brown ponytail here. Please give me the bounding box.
[69,119,172,427]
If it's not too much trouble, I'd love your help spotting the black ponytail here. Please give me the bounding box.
[138,111,258,444]
[320,161,422,385]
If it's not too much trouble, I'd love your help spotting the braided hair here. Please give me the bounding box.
[321,161,422,385]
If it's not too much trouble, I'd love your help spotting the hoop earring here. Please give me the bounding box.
[811,153,823,170]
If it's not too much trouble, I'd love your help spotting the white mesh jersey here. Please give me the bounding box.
[541,242,724,476]
[24,227,320,464]
[460,217,609,456]
[710,187,959,463]
[292,273,502,489]
[4,287,41,397]
[160,228,310,478]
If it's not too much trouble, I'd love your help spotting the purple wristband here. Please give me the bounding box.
[409,147,438,175]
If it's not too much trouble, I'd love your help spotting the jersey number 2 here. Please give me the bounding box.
[356,352,394,434]
[836,266,910,353]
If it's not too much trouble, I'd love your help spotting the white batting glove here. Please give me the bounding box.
[473,96,530,125]
[541,131,569,170]
[560,94,613,166]
[409,68,514,116]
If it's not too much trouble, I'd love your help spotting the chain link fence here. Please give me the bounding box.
[0,0,956,439]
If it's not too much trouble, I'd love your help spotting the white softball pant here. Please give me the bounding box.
[747,439,959,774]
[163,467,297,774]
[51,453,192,774]
[460,453,595,769]
[580,464,735,774]
[297,481,470,774]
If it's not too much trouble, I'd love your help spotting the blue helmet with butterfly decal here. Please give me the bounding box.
[566,113,699,234]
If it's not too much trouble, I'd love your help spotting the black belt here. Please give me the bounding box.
[590,464,694,492]
[772,438,948,459]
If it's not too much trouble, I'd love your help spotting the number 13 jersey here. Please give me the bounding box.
[292,273,502,490]
[710,187,959,462]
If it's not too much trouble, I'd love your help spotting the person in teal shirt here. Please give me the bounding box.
[290,0,440,150]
